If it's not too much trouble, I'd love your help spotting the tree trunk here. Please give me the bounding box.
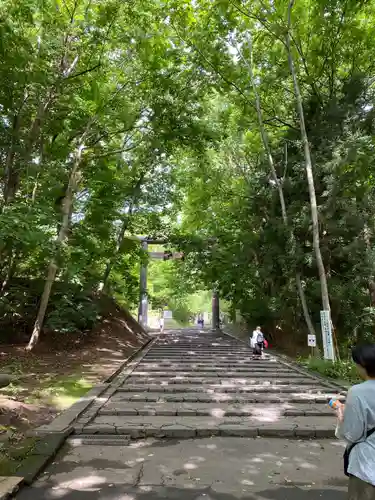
[26,137,86,351]
[296,273,316,337]
[212,288,220,330]
[0,250,18,297]
[363,223,375,305]
[3,118,21,205]
[138,241,148,327]
[286,2,330,313]
[26,262,59,350]
[243,31,316,336]
[244,33,288,222]
[286,0,333,354]
[1,89,29,208]
[3,92,55,206]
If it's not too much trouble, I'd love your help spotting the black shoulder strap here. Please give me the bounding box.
[344,427,375,477]
[347,427,375,456]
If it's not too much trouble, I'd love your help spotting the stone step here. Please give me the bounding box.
[141,360,275,365]
[111,391,344,404]
[117,384,328,394]
[138,360,295,373]
[146,349,269,359]
[155,339,238,342]
[126,377,316,385]
[154,343,255,346]
[130,371,304,378]
[150,345,252,350]
[77,415,336,439]
[153,345,235,348]
[151,348,250,352]
[155,346,245,349]
[134,361,297,373]
[138,360,282,366]
[145,348,265,352]
[68,435,131,446]
[146,350,256,362]
[98,401,334,417]
[155,347,248,351]
[141,358,275,364]
[142,355,282,368]
[140,358,280,371]
[152,342,248,345]
[146,347,254,351]
[153,342,245,352]
[157,338,238,341]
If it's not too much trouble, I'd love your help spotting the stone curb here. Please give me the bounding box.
[0,477,23,500]
[221,328,348,395]
[0,429,73,498]
[15,429,73,486]
[28,384,110,436]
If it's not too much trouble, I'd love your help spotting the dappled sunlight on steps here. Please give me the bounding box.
[16,437,347,499]
[72,329,346,439]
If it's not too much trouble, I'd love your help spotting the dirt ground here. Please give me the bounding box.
[0,309,149,439]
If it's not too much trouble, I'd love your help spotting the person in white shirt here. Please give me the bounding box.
[250,326,264,357]
[159,315,165,333]
[335,344,375,499]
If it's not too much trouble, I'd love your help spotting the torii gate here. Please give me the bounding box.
[136,237,220,330]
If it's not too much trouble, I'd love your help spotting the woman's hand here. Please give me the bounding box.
[336,404,345,422]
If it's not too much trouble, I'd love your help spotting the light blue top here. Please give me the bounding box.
[336,380,375,485]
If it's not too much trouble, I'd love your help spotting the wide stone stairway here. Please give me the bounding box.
[73,329,344,439]
[16,329,348,499]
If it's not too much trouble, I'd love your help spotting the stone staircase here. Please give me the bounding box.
[74,330,345,439]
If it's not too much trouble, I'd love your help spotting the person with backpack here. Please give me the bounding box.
[250,326,264,357]
[335,344,375,499]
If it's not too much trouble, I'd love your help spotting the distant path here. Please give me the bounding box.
[17,329,348,499]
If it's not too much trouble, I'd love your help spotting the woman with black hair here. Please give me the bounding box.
[336,344,375,499]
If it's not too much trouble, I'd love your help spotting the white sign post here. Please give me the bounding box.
[307,334,316,347]
[308,333,316,357]
[163,310,173,319]
[320,310,335,361]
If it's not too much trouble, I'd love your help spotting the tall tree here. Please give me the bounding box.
[240,31,316,337]
[285,0,332,351]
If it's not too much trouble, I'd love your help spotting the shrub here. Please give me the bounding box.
[299,356,360,384]
[45,293,99,334]
[0,279,100,343]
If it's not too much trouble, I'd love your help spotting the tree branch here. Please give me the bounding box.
[65,63,101,80]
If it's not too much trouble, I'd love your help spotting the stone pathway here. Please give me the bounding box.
[15,329,349,499]
[73,329,344,439]
[16,437,347,499]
